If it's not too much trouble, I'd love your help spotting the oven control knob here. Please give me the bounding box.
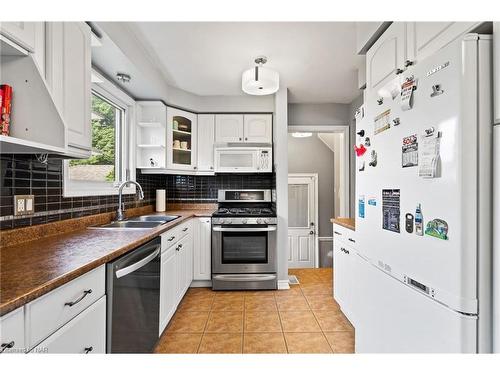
[242,219,248,224]
[256,219,262,224]
[264,219,270,224]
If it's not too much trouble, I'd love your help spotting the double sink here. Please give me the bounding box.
[89,215,180,230]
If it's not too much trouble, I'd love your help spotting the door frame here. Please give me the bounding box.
[288,125,350,217]
[288,173,319,268]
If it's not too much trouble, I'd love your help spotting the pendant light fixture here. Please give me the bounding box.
[242,56,279,95]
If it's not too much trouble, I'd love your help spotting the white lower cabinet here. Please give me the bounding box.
[31,296,106,354]
[193,218,212,280]
[159,220,194,335]
[333,225,358,325]
[0,307,25,354]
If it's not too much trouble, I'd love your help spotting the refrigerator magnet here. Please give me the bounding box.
[405,213,414,233]
[365,137,371,147]
[358,196,365,218]
[358,161,365,172]
[374,109,391,135]
[368,197,377,206]
[354,144,367,157]
[382,189,400,233]
[425,219,448,240]
[402,134,418,168]
[369,150,378,167]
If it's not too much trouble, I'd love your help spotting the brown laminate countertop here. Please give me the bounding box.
[0,209,214,316]
[331,217,356,231]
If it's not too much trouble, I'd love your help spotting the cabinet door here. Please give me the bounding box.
[193,218,212,280]
[179,233,193,293]
[243,114,272,143]
[215,114,244,143]
[0,22,37,52]
[407,22,480,64]
[167,108,198,171]
[0,307,25,354]
[31,296,106,354]
[159,247,177,334]
[333,238,345,308]
[197,114,215,172]
[46,22,92,155]
[366,22,406,95]
[494,22,500,125]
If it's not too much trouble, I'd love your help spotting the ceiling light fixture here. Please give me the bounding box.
[291,132,313,138]
[242,56,279,96]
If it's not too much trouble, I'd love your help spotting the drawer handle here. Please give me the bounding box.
[168,236,175,241]
[348,238,355,243]
[84,346,93,354]
[0,341,15,353]
[182,227,188,232]
[65,289,92,307]
[334,231,342,236]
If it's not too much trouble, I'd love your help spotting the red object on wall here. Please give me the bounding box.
[354,144,367,157]
[0,84,12,136]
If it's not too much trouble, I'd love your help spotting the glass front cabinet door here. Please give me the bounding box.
[166,108,198,171]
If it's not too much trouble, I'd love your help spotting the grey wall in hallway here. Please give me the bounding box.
[288,103,349,125]
[287,134,335,237]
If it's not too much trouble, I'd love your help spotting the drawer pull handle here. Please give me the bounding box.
[84,346,93,354]
[182,227,188,232]
[0,341,15,353]
[348,238,355,243]
[334,231,342,236]
[168,236,175,241]
[65,289,92,307]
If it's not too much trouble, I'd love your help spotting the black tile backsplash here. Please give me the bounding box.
[0,155,157,230]
[0,154,276,230]
[165,173,275,203]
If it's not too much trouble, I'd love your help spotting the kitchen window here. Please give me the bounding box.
[63,72,136,197]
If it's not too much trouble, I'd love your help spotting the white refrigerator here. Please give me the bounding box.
[354,34,493,353]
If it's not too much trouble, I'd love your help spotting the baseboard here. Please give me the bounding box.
[190,280,212,288]
[278,279,290,290]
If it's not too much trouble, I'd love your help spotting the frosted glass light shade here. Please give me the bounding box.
[242,66,279,95]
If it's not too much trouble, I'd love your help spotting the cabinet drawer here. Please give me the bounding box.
[333,224,357,245]
[161,220,192,252]
[0,307,25,354]
[26,265,105,349]
[31,296,106,354]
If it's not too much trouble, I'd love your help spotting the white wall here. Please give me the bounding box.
[94,22,275,113]
[274,88,289,287]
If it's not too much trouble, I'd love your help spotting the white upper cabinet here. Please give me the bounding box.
[0,22,37,52]
[167,108,198,171]
[355,22,391,55]
[406,22,481,64]
[366,22,407,95]
[243,114,272,143]
[46,22,92,156]
[494,22,500,125]
[197,114,215,172]
[215,114,244,143]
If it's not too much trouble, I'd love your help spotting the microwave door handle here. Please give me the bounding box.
[212,226,277,232]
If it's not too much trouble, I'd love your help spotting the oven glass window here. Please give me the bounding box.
[221,232,268,263]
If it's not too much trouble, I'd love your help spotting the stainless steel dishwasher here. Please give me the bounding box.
[106,237,161,353]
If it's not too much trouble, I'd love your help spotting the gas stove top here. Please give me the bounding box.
[213,207,275,217]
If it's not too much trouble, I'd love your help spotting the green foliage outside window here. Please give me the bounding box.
[69,94,117,182]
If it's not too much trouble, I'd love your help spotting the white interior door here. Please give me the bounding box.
[288,175,317,269]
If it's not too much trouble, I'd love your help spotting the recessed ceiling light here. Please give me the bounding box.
[291,132,313,138]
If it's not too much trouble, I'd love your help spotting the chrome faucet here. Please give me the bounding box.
[116,180,145,221]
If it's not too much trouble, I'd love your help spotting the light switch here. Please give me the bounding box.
[14,195,35,216]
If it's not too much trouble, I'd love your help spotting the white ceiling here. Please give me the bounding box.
[129,22,364,104]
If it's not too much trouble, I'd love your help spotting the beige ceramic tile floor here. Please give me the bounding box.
[154,268,354,354]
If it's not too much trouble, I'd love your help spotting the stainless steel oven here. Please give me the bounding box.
[211,189,277,290]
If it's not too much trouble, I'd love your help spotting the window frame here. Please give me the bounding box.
[63,71,136,197]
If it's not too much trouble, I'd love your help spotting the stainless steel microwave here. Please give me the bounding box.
[214,147,272,173]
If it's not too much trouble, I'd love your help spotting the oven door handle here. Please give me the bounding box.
[212,226,277,232]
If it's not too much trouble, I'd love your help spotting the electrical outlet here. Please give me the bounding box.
[14,195,35,216]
